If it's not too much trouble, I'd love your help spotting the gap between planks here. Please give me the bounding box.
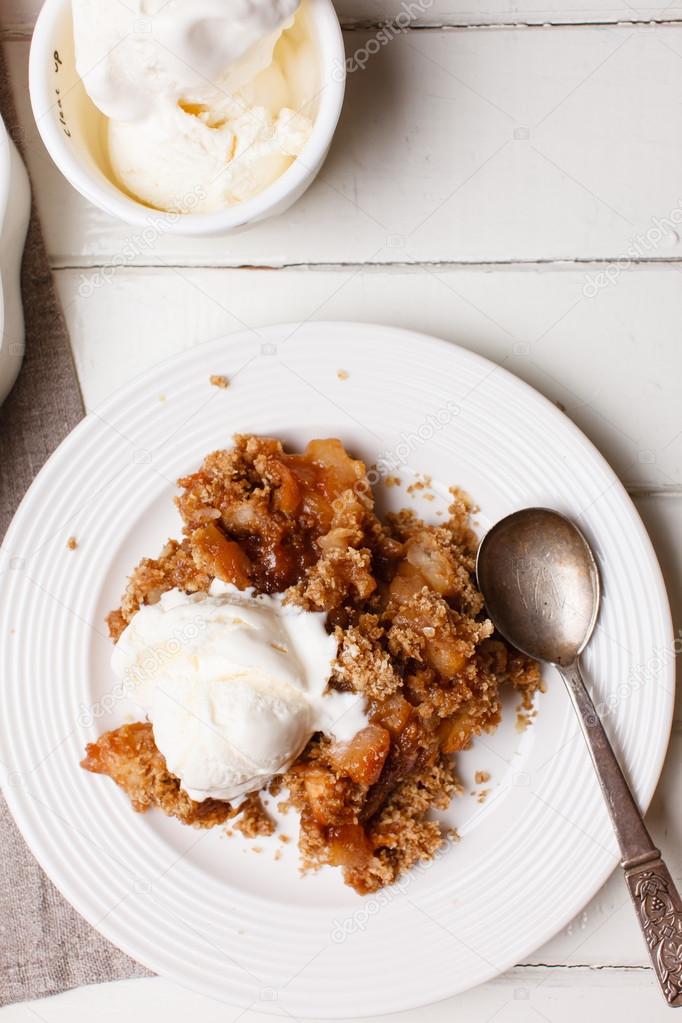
[5,17,682,39]
[515,963,653,972]
[51,258,682,272]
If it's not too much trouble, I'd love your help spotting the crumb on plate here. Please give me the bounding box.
[234,792,276,838]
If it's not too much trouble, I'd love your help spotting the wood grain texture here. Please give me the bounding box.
[2,964,682,1021]
[7,25,682,265]
[54,265,682,490]
[4,0,682,30]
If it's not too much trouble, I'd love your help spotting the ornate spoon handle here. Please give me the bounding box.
[623,855,682,1008]
[558,659,682,1008]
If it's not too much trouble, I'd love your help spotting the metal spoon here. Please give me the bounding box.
[476,508,682,1008]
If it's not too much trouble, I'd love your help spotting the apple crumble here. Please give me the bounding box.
[82,436,541,894]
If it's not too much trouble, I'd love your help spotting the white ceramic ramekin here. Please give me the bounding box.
[28,0,345,237]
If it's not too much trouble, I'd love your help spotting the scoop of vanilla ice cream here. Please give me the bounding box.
[112,582,367,802]
[71,0,315,212]
[107,103,311,213]
[72,0,301,122]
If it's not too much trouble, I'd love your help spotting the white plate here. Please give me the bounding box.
[0,323,673,1018]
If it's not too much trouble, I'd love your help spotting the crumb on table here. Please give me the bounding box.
[336,369,349,380]
[476,789,490,804]
[209,374,230,389]
[384,476,402,488]
[67,536,78,551]
[474,771,490,785]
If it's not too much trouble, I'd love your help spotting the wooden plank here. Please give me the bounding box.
[0,965,679,1021]
[337,0,682,24]
[53,265,682,490]
[4,0,682,31]
[8,24,682,265]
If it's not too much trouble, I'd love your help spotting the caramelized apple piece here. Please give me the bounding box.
[191,523,252,588]
[438,703,501,753]
[267,459,302,515]
[361,718,429,821]
[388,559,427,603]
[302,438,365,497]
[328,725,390,785]
[219,498,262,533]
[302,766,341,825]
[426,638,468,678]
[327,823,374,869]
[390,589,470,679]
[405,531,458,595]
[370,693,413,737]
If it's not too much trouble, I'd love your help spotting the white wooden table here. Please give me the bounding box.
[2,1,681,1020]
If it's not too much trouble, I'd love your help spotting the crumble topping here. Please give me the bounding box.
[234,793,276,838]
[83,435,542,894]
[81,722,234,828]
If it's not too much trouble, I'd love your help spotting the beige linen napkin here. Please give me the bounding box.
[0,47,152,1006]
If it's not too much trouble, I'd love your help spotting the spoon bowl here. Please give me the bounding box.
[476,507,600,666]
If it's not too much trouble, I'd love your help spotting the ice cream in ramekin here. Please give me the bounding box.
[71,0,318,214]
[29,0,345,234]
